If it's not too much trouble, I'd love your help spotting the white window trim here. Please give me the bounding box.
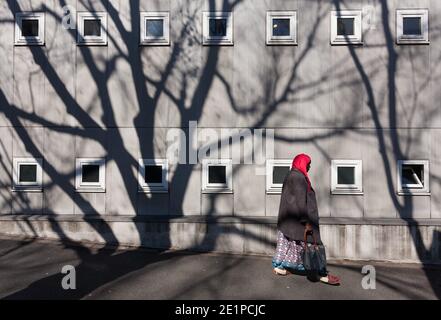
[12,158,43,192]
[75,158,106,192]
[396,9,429,44]
[397,160,430,195]
[138,159,169,193]
[77,12,108,45]
[330,10,363,45]
[266,11,297,45]
[14,12,45,46]
[266,160,292,194]
[140,12,170,46]
[202,159,233,193]
[331,160,363,195]
[202,12,233,46]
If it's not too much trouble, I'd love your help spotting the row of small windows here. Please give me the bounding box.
[11,158,430,196]
[14,9,430,46]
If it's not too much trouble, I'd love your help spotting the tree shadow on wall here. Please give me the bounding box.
[2,0,440,300]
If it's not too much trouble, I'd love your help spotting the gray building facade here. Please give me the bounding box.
[0,0,441,263]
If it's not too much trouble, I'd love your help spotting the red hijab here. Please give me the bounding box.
[291,153,312,191]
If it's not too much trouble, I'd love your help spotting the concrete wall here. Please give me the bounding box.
[1,0,441,262]
[0,215,440,263]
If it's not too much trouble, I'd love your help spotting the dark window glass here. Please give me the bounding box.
[146,19,164,38]
[19,164,37,182]
[145,165,163,184]
[209,18,227,37]
[272,18,290,37]
[402,164,424,186]
[82,165,100,183]
[272,166,290,184]
[208,165,227,184]
[337,17,354,36]
[21,19,39,37]
[84,19,101,37]
[337,166,355,185]
[403,17,422,35]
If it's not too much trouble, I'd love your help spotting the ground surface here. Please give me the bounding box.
[0,237,440,300]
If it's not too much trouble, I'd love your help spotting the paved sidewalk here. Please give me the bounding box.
[0,238,440,300]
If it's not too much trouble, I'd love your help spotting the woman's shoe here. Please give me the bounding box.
[319,274,341,286]
[273,267,288,276]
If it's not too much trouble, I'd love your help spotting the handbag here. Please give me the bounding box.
[302,229,327,274]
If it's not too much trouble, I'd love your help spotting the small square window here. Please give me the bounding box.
[273,166,290,184]
[76,158,106,192]
[403,17,421,35]
[272,19,290,36]
[337,166,355,185]
[140,12,170,46]
[208,165,227,184]
[146,20,164,37]
[83,19,102,37]
[397,160,430,195]
[77,12,107,45]
[202,159,233,193]
[337,18,354,36]
[266,160,292,193]
[330,11,362,45]
[266,11,297,45]
[202,12,233,45]
[396,9,429,44]
[15,12,45,46]
[13,158,43,192]
[145,165,163,183]
[19,164,38,182]
[402,165,424,185]
[81,164,100,183]
[138,159,168,193]
[21,19,39,37]
[331,160,363,194]
[209,18,227,37]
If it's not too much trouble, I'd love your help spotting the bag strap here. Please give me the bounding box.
[303,228,318,250]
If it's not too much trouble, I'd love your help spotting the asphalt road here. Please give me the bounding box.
[0,237,440,300]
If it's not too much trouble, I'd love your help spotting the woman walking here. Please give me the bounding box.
[272,153,340,285]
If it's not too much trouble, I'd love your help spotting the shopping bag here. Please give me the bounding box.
[302,230,327,274]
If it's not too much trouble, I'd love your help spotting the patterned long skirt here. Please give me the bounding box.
[272,230,306,272]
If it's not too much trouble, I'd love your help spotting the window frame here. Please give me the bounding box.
[330,10,363,45]
[202,11,233,46]
[396,9,429,45]
[138,159,169,193]
[202,159,233,193]
[266,159,292,194]
[77,12,108,46]
[397,160,430,195]
[12,157,43,192]
[140,12,170,46]
[266,11,297,45]
[75,158,106,192]
[331,160,363,195]
[14,12,45,46]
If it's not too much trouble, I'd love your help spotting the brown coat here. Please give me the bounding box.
[277,168,322,244]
